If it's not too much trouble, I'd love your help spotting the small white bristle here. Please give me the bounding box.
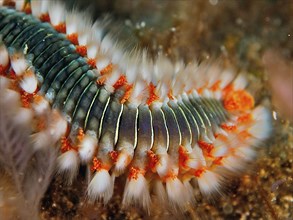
[111,44,124,65]
[220,69,235,88]
[20,70,38,93]
[10,51,28,76]
[100,35,115,54]
[15,0,25,11]
[105,70,120,89]
[222,155,245,172]
[78,134,98,163]
[31,130,51,151]
[0,44,9,67]
[187,146,206,169]
[166,177,189,210]
[114,152,131,174]
[57,150,80,184]
[65,11,79,34]
[208,65,222,87]
[155,153,169,178]
[76,12,93,44]
[248,107,272,140]
[154,55,174,95]
[49,111,68,141]
[183,180,196,203]
[87,43,98,59]
[233,73,248,90]
[252,106,272,123]
[1,89,21,109]
[124,55,141,84]
[202,89,213,98]
[48,2,65,26]
[122,174,151,212]
[31,0,41,17]
[78,29,91,46]
[212,145,228,157]
[91,20,105,44]
[96,57,111,72]
[13,107,33,127]
[129,80,147,106]
[139,51,152,82]
[197,170,221,196]
[153,180,168,205]
[249,122,271,141]
[236,146,256,160]
[32,95,49,115]
[88,169,114,203]
[212,138,229,157]
[31,0,49,17]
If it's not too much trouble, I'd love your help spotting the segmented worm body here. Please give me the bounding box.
[0,0,271,211]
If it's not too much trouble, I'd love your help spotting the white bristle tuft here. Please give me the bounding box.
[129,80,147,106]
[248,107,272,140]
[166,177,189,209]
[187,146,206,169]
[236,146,256,161]
[122,174,151,212]
[197,170,221,196]
[212,145,228,157]
[88,169,114,203]
[15,0,25,11]
[31,0,49,17]
[156,153,169,178]
[222,155,245,172]
[111,43,124,65]
[121,52,139,75]
[1,89,21,109]
[20,69,38,94]
[115,152,131,174]
[13,107,33,127]
[57,150,80,184]
[78,134,97,163]
[96,57,111,72]
[202,89,213,98]
[31,130,51,151]
[32,95,49,115]
[87,43,98,59]
[48,2,65,26]
[65,11,79,35]
[233,73,248,90]
[183,180,195,203]
[0,43,9,67]
[49,111,68,142]
[220,69,235,88]
[77,25,92,46]
[249,122,272,141]
[105,70,120,89]
[153,180,168,206]
[100,35,115,54]
[9,51,28,76]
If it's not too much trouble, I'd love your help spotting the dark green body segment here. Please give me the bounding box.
[0,7,230,153]
[0,7,100,127]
